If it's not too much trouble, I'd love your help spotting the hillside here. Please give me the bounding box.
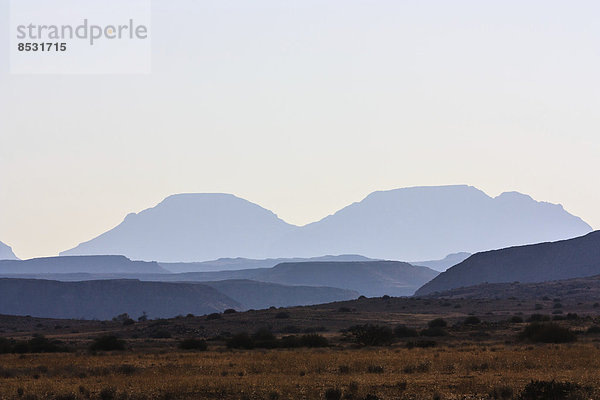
[202,280,358,309]
[421,274,600,303]
[175,261,439,297]
[416,231,600,296]
[60,186,592,262]
[160,254,376,273]
[0,255,168,274]
[0,241,18,260]
[0,278,240,319]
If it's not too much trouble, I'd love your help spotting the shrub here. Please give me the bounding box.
[489,385,514,400]
[394,325,418,338]
[90,336,125,351]
[510,316,524,323]
[227,332,254,349]
[519,380,590,400]
[420,327,448,337]
[324,388,342,400]
[252,328,278,348]
[223,309,237,314]
[464,316,481,325]
[587,325,600,334]
[348,324,394,346]
[428,318,447,328]
[519,323,576,344]
[0,335,69,354]
[527,314,550,322]
[178,338,208,351]
[367,365,384,374]
[299,334,329,348]
[553,303,563,309]
[206,313,222,320]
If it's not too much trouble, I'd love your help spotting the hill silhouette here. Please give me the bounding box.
[0,278,240,319]
[0,255,168,274]
[0,241,18,260]
[416,231,600,296]
[160,254,376,273]
[60,186,592,262]
[170,261,438,297]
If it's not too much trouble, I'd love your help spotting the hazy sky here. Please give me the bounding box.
[1,0,599,259]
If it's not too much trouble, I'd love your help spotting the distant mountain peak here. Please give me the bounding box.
[0,241,19,260]
[61,186,592,262]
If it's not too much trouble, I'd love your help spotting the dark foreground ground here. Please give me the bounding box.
[2,295,600,399]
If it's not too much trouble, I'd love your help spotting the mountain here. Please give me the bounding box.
[411,252,471,272]
[61,193,296,262]
[0,241,18,260]
[202,280,358,310]
[0,278,240,319]
[160,254,377,273]
[415,231,600,296]
[0,255,169,274]
[420,274,600,303]
[61,186,592,262]
[170,261,439,297]
[273,186,592,261]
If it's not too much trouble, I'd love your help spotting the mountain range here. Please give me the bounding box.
[0,241,18,260]
[415,231,600,296]
[60,185,592,262]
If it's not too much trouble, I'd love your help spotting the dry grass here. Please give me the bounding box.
[1,343,600,400]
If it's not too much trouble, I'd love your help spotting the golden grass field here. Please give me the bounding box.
[1,343,600,400]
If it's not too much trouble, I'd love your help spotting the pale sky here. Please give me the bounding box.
[1,0,599,259]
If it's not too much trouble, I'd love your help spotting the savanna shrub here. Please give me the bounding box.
[90,335,125,351]
[394,325,418,338]
[348,324,394,346]
[519,380,590,400]
[519,323,576,344]
[178,338,208,351]
[428,318,447,328]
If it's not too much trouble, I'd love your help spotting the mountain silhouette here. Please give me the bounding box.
[411,252,471,272]
[160,261,439,297]
[0,241,18,260]
[61,186,592,262]
[415,231,600,296]
[0,278,240,319]
[160,255,377,273]
[0,255,168,274]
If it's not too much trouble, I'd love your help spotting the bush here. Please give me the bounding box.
[489,385,514,400]
[367,365,384,373]
[150,329,172,339]
[428,318,447,328]
[348,324,394,346]
[178,338,208,351]
[519,380,591,400]
[275,312,290,319]
[394,325,418,338]
[227,332,254,349]
[527,314,550,322]
[298,334,329,348]
[206,313,222,320]
[587,325,600,334]
[510,316,524,323]
[464,316,481,325]
[223,309,237,314]
[519,323,576,344]
[324,388,342,400]
[0,335,68,354]
[90,335,126,351]
[420,327,448,337]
